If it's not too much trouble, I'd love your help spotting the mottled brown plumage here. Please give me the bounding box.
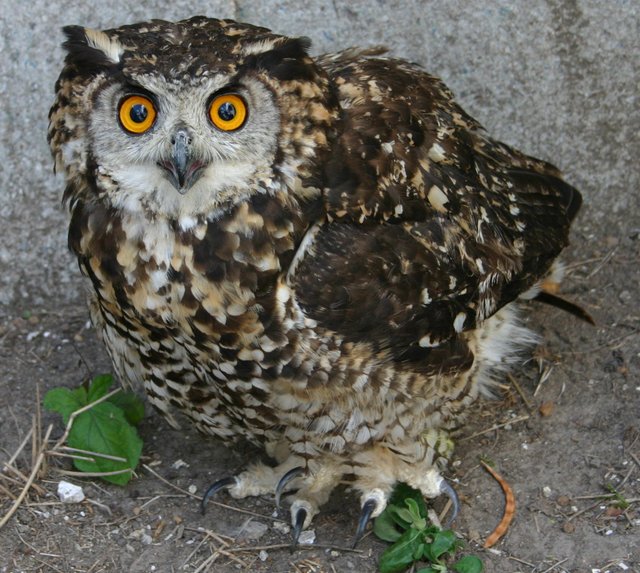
[49,16,581,539]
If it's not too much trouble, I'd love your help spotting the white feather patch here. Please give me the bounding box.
[84,28,124,64]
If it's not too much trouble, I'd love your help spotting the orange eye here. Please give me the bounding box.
[118,95,156,134]
[208,94,247,131]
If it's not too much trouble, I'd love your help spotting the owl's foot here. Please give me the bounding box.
[345,473,459,546]
[201,449,460,547]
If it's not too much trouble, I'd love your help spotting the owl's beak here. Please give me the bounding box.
[158,129,206,194]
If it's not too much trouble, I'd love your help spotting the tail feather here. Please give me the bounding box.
[534,291,595,325]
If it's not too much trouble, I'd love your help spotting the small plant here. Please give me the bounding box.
[373,483,483,573]
[44,374,144,485]
[605,483,630,510]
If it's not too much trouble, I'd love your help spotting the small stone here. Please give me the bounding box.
[57,481,85,503]
[605,506,623,517]
[188,484,197,494]
[542,486,552,498]
[235,519,268,541]
[273,521,290,535]
[467,529,481,543]
[562,521,575,533]
[298,529,316,545]
[129,528,153,545]
[619,290,631,303]
[330,550,340,557]
[539,401,554,417]
[258,550,268,562]
[171,459,189,469]
[557,495,571,506]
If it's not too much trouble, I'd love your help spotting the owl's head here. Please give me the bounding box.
[49,17,338,218]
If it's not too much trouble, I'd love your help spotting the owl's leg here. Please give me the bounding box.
[347,443,460,544]
[277,458,345,545]
[201,457,304,512]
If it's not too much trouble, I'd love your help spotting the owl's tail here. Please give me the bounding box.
[533,290,595,325]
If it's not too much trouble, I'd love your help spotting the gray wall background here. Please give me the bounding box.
[0,0,638,308]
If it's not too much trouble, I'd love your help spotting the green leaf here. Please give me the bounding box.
[453,555,484,573]
[424,530,457,561]
[374,507,404,542]
[378,527,424,573]
[44,387,85,424]
[87,374,116,402]
[389,483,428,518]
[108,391,145,425]
[416,568,439,573]
[386,504,413,529]
[405,499,427,530]
[67,401,142,485]
[394,506,416,525]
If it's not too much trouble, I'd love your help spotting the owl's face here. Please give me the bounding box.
[89,69,281,217]
[49,18,338,219]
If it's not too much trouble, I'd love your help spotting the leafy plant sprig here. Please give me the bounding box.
[44,374,144,485]
[373,483,483,573]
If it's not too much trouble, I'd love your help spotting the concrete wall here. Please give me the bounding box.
[1,0,637,308]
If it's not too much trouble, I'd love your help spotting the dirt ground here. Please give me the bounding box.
[1,227,638,573]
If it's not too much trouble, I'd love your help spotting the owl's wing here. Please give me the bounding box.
[288,56,580,375]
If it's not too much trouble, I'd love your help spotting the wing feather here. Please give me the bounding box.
[288,54,580,374]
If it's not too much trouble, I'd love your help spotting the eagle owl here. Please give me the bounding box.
[49,17,583,543]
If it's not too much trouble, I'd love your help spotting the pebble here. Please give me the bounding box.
[273,521,291,535]
[234,519,268,541]
[298,529,316,545]
[562,522,575,534]
[57,481,85,503]
[619,290,631,303]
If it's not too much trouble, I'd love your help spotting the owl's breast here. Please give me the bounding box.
[70,194,304,363]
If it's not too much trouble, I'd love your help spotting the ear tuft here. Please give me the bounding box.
[243,37,315,81]
[62,25,123,72]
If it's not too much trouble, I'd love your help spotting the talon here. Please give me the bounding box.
[200,476,237,514]
[439,478,460,528]
[352,498,378,548]
[275,466,305,508]
[291,506,307,548]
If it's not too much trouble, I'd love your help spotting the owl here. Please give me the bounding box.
[49,17,585,545]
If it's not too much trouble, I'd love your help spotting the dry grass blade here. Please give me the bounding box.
[459,415,530,442]
[507,373,534,412]
[0,424,53,530]
[3,427,34,471]
[53,468,134,478]
[58,446,128,463]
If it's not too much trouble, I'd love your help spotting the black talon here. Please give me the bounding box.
[439,478,460,528]
[275,466,305,508]
[200,476,237,514]
[291,507,307,549]
[352,498,378,548]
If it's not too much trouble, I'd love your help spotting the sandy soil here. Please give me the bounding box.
[1,230,638,573]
